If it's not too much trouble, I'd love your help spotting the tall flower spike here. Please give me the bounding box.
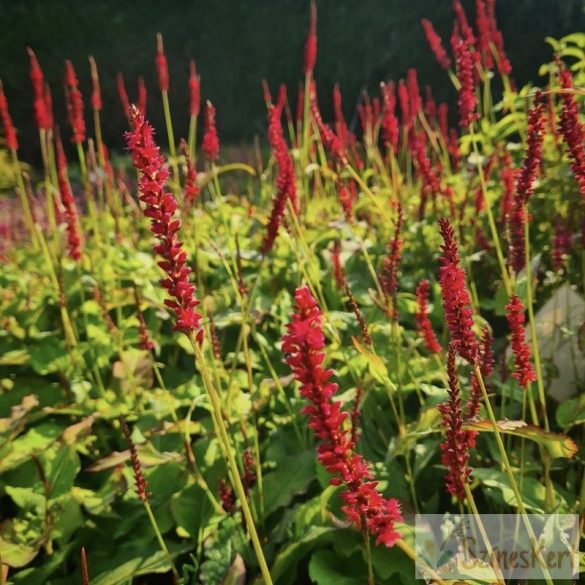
[438,344,473,501]
[345,284,372,348]
[0,82,18,151]
[310,91,349,166]
[181,139,200,208]
[505,295,536,389]
[27,48,50,131]
[467,326,494,420]
[304,1,317,76]
[117,72,130,116]
[486,0,512,75]
[64,60,86,143]
[415,279,442,354]
[332,84,349,145]
[155,33,169,92]
[119,417,149,502]
[189,60,200,118]
[126,106,203,340]
[438,218,479,364]
[451,27,478,128]
[421,19,451,70]
[137,76,147,116]
[89,56,102,112]
[202,101,220,162]
[380,81,399,152]
[55,136,83,262]
[557,59,585,200]
[283,286,402,547]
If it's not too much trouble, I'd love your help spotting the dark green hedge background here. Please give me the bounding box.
[1,0,583,159]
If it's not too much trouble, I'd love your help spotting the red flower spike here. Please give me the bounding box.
[505,295,536,389]
[137,76,147,116]
[44,84,54,130]
[451,27,478,128]
[333,84,349,146]
[64,60,86,143]
[262,98,298,254]
[552,222,572,271]
[219,479,235,513]
[345,284,372,348]
[331,240,345,291]
[487,0,512,75]
[126,107,203,340]
[415,279,442,354]
[120,417,150,502]
[89,56,102,112]
[202,101,220,162]
[476,0,493,70]
[438,218,479,364]
[189,60,200,118]
[304,1,318,76]
[155,33,169,92]
[421,19,451,70]
[310,91,349,167]
[381,81,399,152]
[407,69,422,118]
[557,60,585,200]
[397,79,412,132]
[438,344,474,501]
[242,448,257,492]
[0,82,18,151]
[283,286,402,548]
[467,326,494,420]
[27,48,51,131]
[55,136,83,262]
[425,86,437,121]
[117,72,130,115]
[180,139,200,209]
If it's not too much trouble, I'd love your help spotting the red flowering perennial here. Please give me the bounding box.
[380,81,399,152]
[0,82,17,151]
[64,60,85,144]
[510,92,545,272]
[126,107,203,340]
[27,48,51,131]
[120,418,149,502]
[310,92,349,166]
[283,286,403,547]
[89,56,102,111]
[181,139,200,208]
[438,344,473,501]
[155,33,169,92]
[505,295,536,389]
[415,280,442,354]
[56,137,83,262]
[117,73,130,115]
[137,76,147,116]
[451,28,478,128]
[557,61,585,200]
[421,19,451,70]
[467,326,494,421]
[261,99,298,254]
[438,218,479,364]
[202,101,220,162]
[304,1,317,76]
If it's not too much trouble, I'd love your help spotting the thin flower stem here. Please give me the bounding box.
[474,365,554,585]
[191,341,273,585]
[142,498,179,583]
[364,531,374,585]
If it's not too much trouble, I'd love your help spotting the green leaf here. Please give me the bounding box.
[261,450,316,516]
[44,444,81,499]
[308,550,362,585]
[556,394,585,429]
[170,482,213,539]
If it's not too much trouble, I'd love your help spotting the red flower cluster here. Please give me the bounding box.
[181,139,200,209]
[510,92,545,272]
[242,448,257,493]
[0,82,17,151]
[64,60,85,144]
[27,48,51,131]
[336,177,354,223]
[332,84,349,146]
[415,279,442,354]
[155,33,169,92]
[283,286,403,548]
[381,81,399,151]
[189,60,200,118]
[467,326,494,420]
[438,218,479,364]
[557,61,585,199]
[202,101,220,162]
[451,28,478,128]
[505,295,536,389]
[261,97,298,254]
[126,107,203,339]
[499,150,517,224]
[56,137,83,261]
[397,79,412,133]
[120,418,149,502]
[345,284,372,348]
[310,92,349,167]
[304,1,317,76]
[421,19,451,70]
[407,69,422,119]
[438,344,474,501]
[486,0,512,75]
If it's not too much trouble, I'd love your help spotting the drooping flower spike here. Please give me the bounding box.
[126,106,203,340]
[283,286,403,548]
